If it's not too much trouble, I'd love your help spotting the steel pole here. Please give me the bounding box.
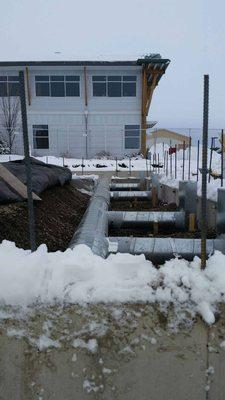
[19,70,36,252]
[188,136,192,180]
[201,75,209,269]
[221,129,224,187]
[197,139,200,182]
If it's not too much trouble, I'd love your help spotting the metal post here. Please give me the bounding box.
[197,139,200,182]
[201,75,209,269]
[115,157,118,176]
[145,156,148,177]
[188,136,192,180]
[221,129,224,187]
[182,140,185,180]
[19,70,36,252]
[129,157,131,176]
[208,137,214,183]
[166,151,168,177]
[149,152,152,172]
[175,144,177,179]
[158,153,160,174]
[82,157,84,175]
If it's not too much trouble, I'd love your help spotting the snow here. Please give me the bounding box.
[0,240,225,324]
[1,146,224,202]
[73,338,98,353]
[155,143,224,201]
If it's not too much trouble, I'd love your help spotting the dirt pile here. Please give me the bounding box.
[0,182,90,252]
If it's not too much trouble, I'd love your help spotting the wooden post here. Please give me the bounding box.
[153,221,158,235]
[188,213,196,232]
[152,186,158,208]
[141,68,147,156]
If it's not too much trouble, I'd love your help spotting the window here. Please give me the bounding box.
[92,76,106,97]
[0,76,19,96]
[108,76,122,97]
[35,76,50,96]
[92,75,137,97]
[33,125,49,149]
[123,76,136,96]
[125,125,140,149]
[35,76,80,97]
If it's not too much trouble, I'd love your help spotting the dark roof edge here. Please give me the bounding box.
[0,60,139,67]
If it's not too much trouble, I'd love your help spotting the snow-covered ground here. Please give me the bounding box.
[155,143,225,201]
[1,144,224,201]
[1,240,225,325]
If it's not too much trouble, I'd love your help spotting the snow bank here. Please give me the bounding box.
[0,240,225,324]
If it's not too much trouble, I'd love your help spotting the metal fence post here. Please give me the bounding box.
[201,75,209,269]
[19,70,36,252]
[182,140,185,180]
[197,139,200,182]
[221,129,224,187]
[188,136,192,180]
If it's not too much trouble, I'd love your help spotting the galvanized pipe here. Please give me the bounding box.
[110,191,152,200]
[108,236,225,264]
[69,177,110,257]
[108,211,186,231]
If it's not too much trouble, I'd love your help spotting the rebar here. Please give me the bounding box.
[19,71,36,252]
[201,74,209,269]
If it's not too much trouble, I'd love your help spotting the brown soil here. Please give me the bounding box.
[0,182,90,252]
[110,199,178,211]
[109,226,217,239]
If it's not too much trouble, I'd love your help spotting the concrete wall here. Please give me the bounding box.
[158,183,218,231]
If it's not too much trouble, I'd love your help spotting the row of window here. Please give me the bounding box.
[33,124,140,150]
[0,75,137,97]
[0,76,19,96]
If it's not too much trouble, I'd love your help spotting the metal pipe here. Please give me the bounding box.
[108,236,225,264]
[69,177,110,258]
[108,211,186,231]
[110,191,152,200]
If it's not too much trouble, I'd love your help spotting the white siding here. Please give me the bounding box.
[0,65,142,157]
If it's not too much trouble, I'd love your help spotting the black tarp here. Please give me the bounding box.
[0,157,72,204]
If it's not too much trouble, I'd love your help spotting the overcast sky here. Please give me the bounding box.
[0,0,224,133]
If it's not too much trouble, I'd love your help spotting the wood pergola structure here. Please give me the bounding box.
[137,56,170,155]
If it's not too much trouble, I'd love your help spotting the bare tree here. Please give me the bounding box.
[0,92,20,154]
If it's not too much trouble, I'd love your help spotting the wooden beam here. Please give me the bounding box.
[25,67,31,106]
[0,163,41,201]
[146,72,161,114]
[141,67,148,155]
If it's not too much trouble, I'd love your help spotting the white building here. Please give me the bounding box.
[0,57,170,158]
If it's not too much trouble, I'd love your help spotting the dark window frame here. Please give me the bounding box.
[33,124,49,149]
[124,125,140,149]
[35,75,80,97]
[0,75,19,96]
[92,75,137,97]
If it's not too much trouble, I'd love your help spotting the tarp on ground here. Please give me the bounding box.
[0,157,72,204]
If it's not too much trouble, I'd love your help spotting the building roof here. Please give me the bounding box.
[0,56,170,69]
[148,129,190,142]
[0,60,139,67]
